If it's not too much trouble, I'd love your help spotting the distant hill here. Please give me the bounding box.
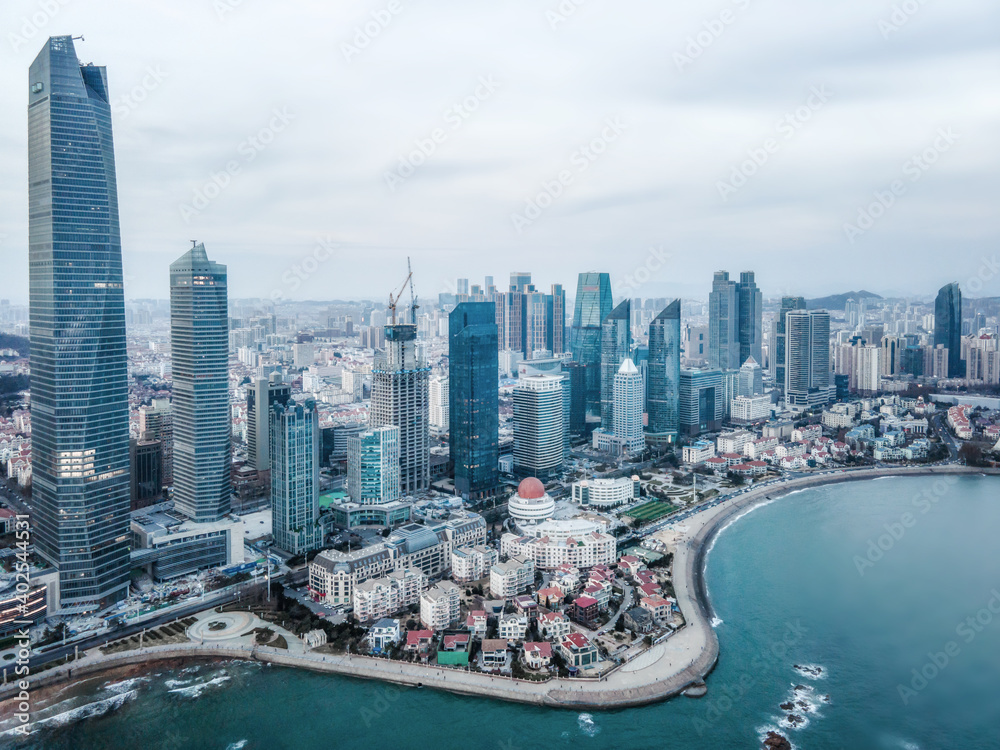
[0,334,28,357]
[806,291,882,311]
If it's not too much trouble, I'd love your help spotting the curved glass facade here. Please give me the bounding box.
[28,37,130,608]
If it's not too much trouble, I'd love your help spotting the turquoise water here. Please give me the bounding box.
[6,475,1000,749]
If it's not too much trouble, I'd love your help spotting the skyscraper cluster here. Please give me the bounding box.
[709,270,762,371]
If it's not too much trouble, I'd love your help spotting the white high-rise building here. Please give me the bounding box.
[429,375,450,431]
[855,345,882,395]
[613,358,644,454]
[370,324,430,494]
[513,375,564,478]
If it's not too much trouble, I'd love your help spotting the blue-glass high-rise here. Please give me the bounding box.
[934,282,963,378]
[570,272,613,419]
[449,302,499,501]
[170,243,231,522]
[647,300,681,441]
[28,37,130,608]
[600,300,631,430]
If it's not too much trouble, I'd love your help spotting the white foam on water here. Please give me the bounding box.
[101,676,147,694]
[1,690,139,736]
[168,673,231,699]
[164,678,192,688]
[710,617,724,628]
[226,741,248,750]
[577,713,600,737]
[792,663,827,680]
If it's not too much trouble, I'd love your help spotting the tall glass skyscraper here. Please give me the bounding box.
[785,310,835,409]
[934,282,963,378]
[570,272,613,419]
[647,300,681,442]
[270,400,321,555]
[737,271,763,366]
[170,243,231,522]
[29,37,130,608]
[709,271,739,371]
[711,270,763,371]
[772,296,806,392]
[600,300,631,429]
[449,302,499,501]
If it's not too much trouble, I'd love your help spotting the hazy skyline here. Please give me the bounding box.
[2,0,998,304]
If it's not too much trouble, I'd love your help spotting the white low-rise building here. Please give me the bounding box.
[500,530,616,571]
[489,555,536,599]
[571,475,640,508]
[451,545,496,583]
[498,614,529,642]
[352,567,426,623]
[682,440,715,464]
[420,580,461,630]
[716,431,754,455]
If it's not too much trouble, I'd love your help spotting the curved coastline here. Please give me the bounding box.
[4,465,996,713]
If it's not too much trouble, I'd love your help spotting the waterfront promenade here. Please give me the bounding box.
[4,464,995,710]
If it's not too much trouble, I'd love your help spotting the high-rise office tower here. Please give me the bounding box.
[613,359,644,454]
[736,271,763,366]
[370,323,430,493]
[772,296,806,391]
[29,37,131,607]
[171,243,231,522]
[600,300,631,430]
[709,271,739,371]
[881,335,904,377]
[347,426,400,504]
[571,272,613,419]
[270,400,321,555]
[934,282,963,378]
[513,375,564,479]
[679,368,724,436]
[456,278,470,296]
[449,302,500,501]
[784,310,834,409]
[549,284,566,356]
[246,376,291,471]
[647,300,681,443]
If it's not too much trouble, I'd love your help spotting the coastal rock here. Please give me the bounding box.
[762,731,792,750]
[786,714,805,727]
[779,701,794,711]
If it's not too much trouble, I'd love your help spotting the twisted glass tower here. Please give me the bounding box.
[29,37,130,608]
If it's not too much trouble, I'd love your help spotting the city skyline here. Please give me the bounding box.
[2,2,998,303]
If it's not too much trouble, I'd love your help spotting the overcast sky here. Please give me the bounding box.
[1,0,998,305]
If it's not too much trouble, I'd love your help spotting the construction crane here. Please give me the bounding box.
[387,257,418,325]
